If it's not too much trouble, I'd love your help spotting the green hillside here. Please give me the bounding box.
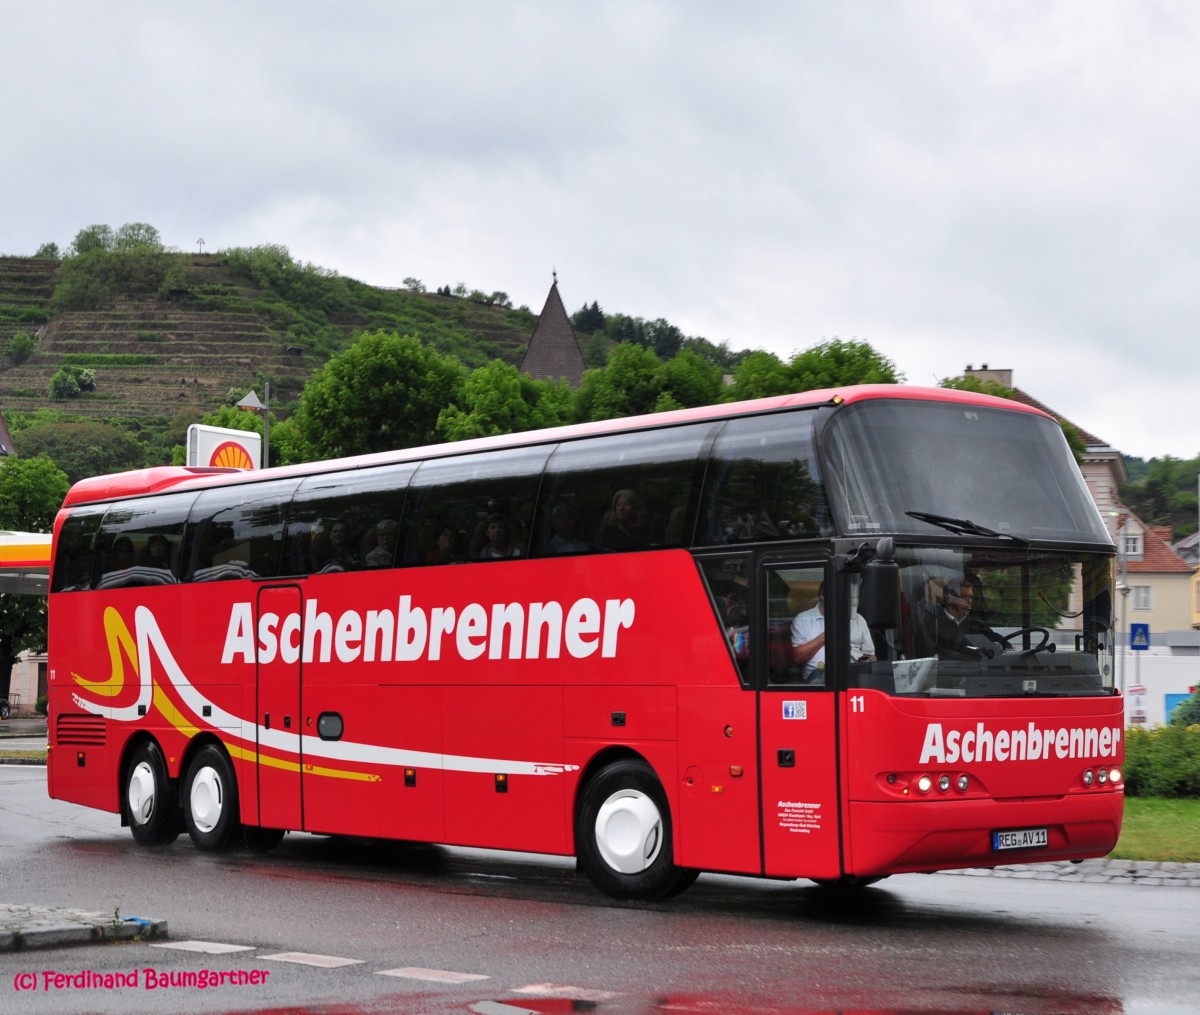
[0,249,538,426]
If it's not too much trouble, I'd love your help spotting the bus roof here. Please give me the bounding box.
[61,384,1052,508]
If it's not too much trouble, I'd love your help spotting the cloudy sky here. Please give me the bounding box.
[4,1,1198,460]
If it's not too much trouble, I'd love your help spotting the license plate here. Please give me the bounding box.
[992,827,1049,851]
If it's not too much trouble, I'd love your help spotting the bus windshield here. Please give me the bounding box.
[848,546,1116,698]
[821,398,1112,544]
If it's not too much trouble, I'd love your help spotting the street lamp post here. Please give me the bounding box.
[236,382,270,469]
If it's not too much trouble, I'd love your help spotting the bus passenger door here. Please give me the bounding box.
[256,585,303,831]
[758,563,842,880]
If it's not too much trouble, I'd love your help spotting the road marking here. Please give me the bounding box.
[377,966,490,983]
[513,982,621,1002]
[150,940,255,954]
[260,951,365,968]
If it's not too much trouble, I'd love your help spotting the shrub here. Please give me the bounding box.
[36,694,47,716]
[1123,724,1200,797]
[50,369,81,400]
[9,331,34,364]
[1170,688,1200,726]
[48,364,96,400]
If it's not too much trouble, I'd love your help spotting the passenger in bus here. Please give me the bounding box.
[547,503,589,554]
[597,489,648,552]
[62,551,94,592]
[104,536,135,574]
[727,503,779,542]
[790,582,875,683]
[363,519,399,567]
[912,577,1004,659]
[312,519,360,572]
[425,526,464,563]
[477,513,522,559]
[136,534,173,572]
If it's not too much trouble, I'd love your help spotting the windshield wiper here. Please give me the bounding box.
[905,510,1030,545]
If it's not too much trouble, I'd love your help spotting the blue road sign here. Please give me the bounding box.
[1130,623,1150,651]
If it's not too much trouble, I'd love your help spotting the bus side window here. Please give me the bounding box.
[697,413,826,547]
[697,554,752,684]
[403,447,549,567]
[765,566,826,685]
[86,494,195,589]
[286,464,414,576]
[535,424,712,558]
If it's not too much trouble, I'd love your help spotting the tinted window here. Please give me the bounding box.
[91,493,198,589]
[534,424,712,556]
[404,447,550,563]
[821,399,1112,542]
[697,411,825,546]
[182,479,301,582]
[51,505,106,592]
[286,464,415,574]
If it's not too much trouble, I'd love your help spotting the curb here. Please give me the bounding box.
[0,905,167,953]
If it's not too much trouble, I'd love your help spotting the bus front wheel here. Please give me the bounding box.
[123,742,180,846]
[575,758,693,901]
[183,744,240,852]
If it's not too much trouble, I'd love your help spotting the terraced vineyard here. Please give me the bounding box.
[0,254,536,422]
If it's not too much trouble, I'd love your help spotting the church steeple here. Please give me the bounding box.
[519,274,587,386]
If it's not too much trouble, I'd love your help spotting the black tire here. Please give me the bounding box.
[241,826,286,853]
[575,758,692,901]
[0,702,9,720]
[182,744,241,852]
[122,742,180,846]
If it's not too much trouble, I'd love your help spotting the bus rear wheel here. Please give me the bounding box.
[576,758,693,901]
[123,742,180,846]
[183,744,240,852]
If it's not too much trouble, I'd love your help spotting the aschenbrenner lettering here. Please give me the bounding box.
[918,721,1121,764]
[221,594,636,666]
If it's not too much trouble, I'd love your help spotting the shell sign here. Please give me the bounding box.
[187,424,262,469]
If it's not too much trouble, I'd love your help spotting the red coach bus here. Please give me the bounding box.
[46,385,1123,899]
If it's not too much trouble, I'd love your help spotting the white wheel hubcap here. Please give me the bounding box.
[128,762,156,824]
[189,766,224,834]
[594,789,663,873]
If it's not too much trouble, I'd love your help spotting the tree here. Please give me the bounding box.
[728,350,792,400]
[660,348,724,408]
[402,277,426,293]
[34,242,59,259]
[0,456,70,701]
[285,331,466,460]
[572,301,606,334]
[787,338,902,390]
[576,343,666,421]
[1123,455,1200,538]
[68,224,115,256]
[15,420,146,485]
[114,222,163,252]
[437,360,573,442]
[645,318,684,359]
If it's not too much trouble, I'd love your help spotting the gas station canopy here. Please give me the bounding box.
[0,530,52,595]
